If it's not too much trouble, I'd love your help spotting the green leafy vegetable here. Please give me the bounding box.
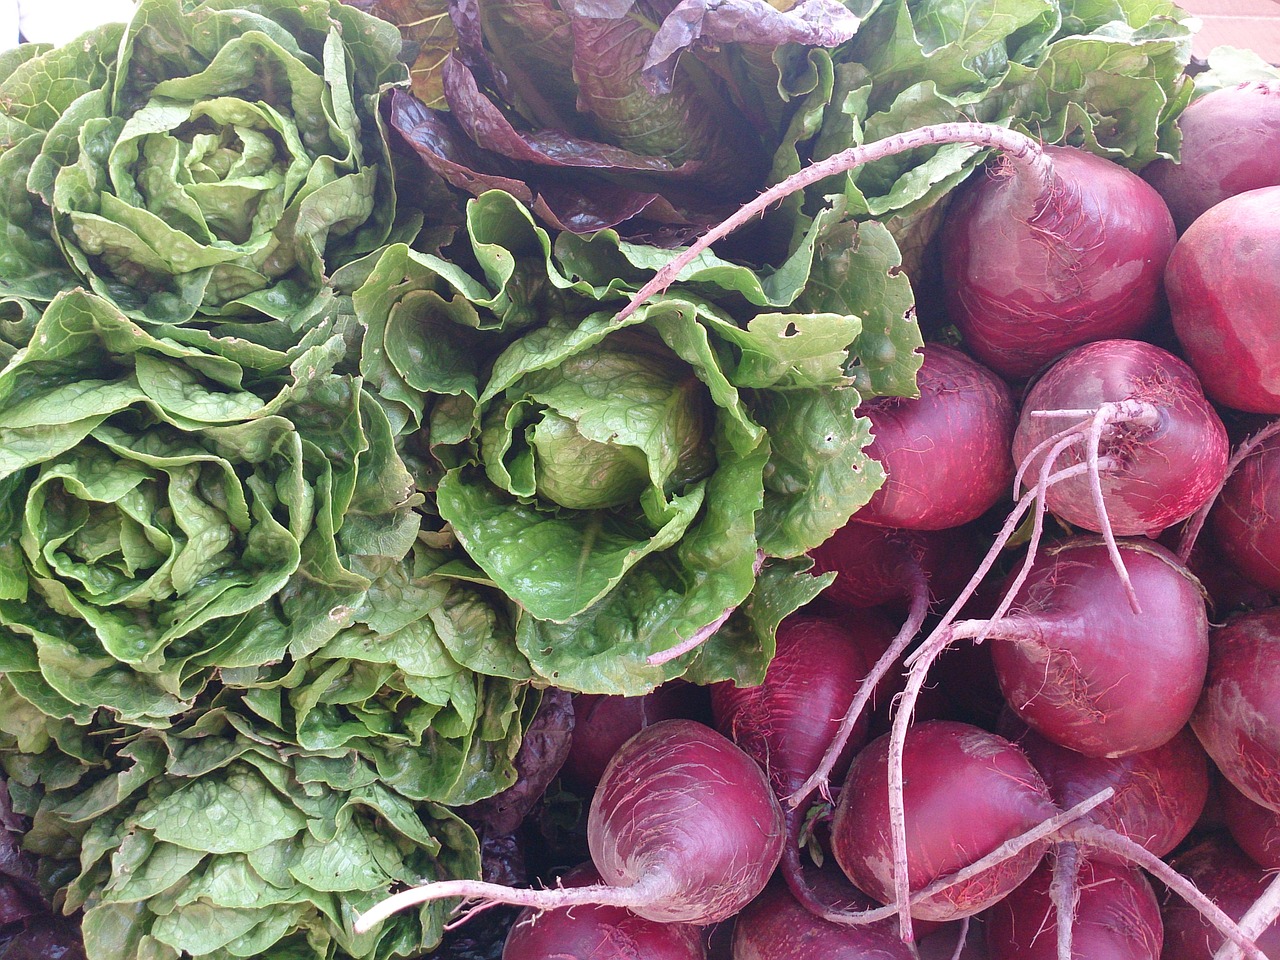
[4,709,479,960]
[0,289,421,725]
[335,190,885,693]
[0,0,419,330]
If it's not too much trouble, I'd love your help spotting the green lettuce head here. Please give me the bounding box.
[0,290,422,726]
[3,708,479,960]
[0,0,416,328]
[482,330,716,512]
[341,191,903,693]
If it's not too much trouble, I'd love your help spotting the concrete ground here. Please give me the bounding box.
[1179,0,1280,63]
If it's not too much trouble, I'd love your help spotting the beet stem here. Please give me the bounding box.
[978,431,1086,646]
[1177,418,1280,562]
[950,916,972,960]
[1086,404,1147,614]
[1050,842,1081,960]
[1061,823,1270,960]
[788,564,931,809]
[614,123,1050,324]
[646,550,765,665]
[1213,872,1280,960]
[888,616,1047,943]
[1013,415,1093,499]
[353,876,673,934]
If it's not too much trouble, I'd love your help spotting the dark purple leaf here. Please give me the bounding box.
[391,89,722,239]
[567,8,763,188]
[443,56,697,174]
[461,688,574,837]
[0,917,88,960]
[390,89,537,202]
[643,0,863,93]
[463,0,583,133]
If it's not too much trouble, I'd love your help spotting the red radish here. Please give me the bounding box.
[984,859,1162,960]
[1011,340,1228,540]
[985,538,1209,759]
[353,720,785,930]
[1192,608,1280,812]
[831,721,1058,923]
[502,864,705,960]
[851,344,1015,531]
[1210,430,1280,593]
[1221,780,1280,870]
[940,147,1175,380]
[1007,722,1209,860]
[562,682,707,793]
[731,881,915,959]
[710,612,893,912]
[1166,185,1280,414]
[1143,81,1280,233]
[1162,839,1280,960]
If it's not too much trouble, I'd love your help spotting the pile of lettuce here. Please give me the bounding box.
[0,0,1201,958]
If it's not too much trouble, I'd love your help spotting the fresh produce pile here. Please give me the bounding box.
[0,0,1277,959]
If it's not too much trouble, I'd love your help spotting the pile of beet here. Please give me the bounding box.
[356,84,1280,960]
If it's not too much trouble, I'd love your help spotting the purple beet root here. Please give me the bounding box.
[854,344,1016,531]
[942,146,1176,380]
[985,858,1163,960]
[1192,608,1280,812]
[502,864,705,960]
[731,881,915,960]
[990,537,1209,759]
[1166,185,1280,414]
[1143,81,1280,233]
[1011,339,1229,538]
[1162,838,1280,960]
[1210,431,1280,593]
[832,721,1057,923]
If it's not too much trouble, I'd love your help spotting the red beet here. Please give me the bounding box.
[990,537,1209,758]
[985,858,1162,960]
[353,720,786,930]
[502,864,705,960]
[808,521,984,612]
[831,721,1057,922]
[1143,81,1280,233]
[1009,723,1209,859]
[1210,431,1280,593]
[711,612,893,911]
[854,344,1015,531]
[587,720,786,923]
[1162,838,1280,960]
[1221,780,1280,870]
[711,613,893,790]
[1166,185,1280,413]
[1192,608,1280,812]
[731,881,915,959]
[563,682,707,792]
[941,146,1176,380]
[1011,340,1229,538]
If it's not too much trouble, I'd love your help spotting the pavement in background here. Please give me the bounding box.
[1180,0,1280,63]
